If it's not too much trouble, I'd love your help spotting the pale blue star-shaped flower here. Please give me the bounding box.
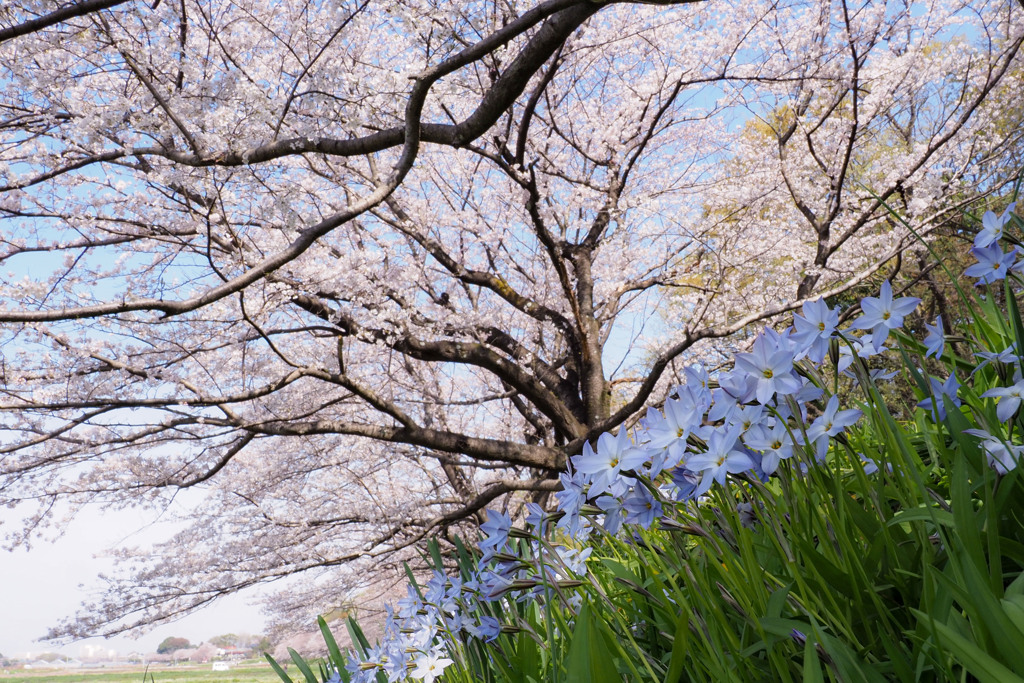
[837,332,888,375]
[851,280,921,348]
[640,396,700,476]
[964,243,1020,285]
[726,403,765,434]
[465,616,501,643]
[965,429,1024,474]
[806,395,863,460]
[409,650,454,683]
[554,462,586,536]
[595,495,625,535]
[573,429,646,497]
[981,378,1024,422]
[923,316,945,358]
[622,485,663,529]
[744,419,796,474]
[733,332,803,405]
[478,509,511,561]
[917,374,961,422]
[971,343,1020,378]
[669,466,702,501]
[552,545,592,577]
[708,368,758,420]
[686,426,753,495]
[792,298,840,363]
[683,363,712,400]
[974,203,1016,249]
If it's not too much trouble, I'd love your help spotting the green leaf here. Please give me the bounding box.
[318,615,347,676]
[1005,279,1024,367]
[814,630,888,683]
[515,628,542,683]
[403,561,426,600]
[346,616,372,658]
[265,652,296,683]
[565,603,622,683]
[802,633,824,683]
[933,556,1024,666]
[887,507,955,528]
[427,537,445,571]
[915,610,1024,683]
[663,610,690,683]
[765,584,793,620]
[1001,595,1024,636]
[288,647,320,683]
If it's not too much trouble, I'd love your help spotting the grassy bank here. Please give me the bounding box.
[0,662,282,683]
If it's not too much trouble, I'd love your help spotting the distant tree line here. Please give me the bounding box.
[156,633,271,655]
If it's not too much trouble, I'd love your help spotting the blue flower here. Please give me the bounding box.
[725,403,766,435]
[837,332,888,375]
[709,368,758,419]
[622,485,663,529]
[965,428,1024,474]
[478,571,515,601]
[733,331,802,405]
[737,502,757,529]
[554,463,586,535]
[981,379,1024,422]
[917,374,961,421]
[744,419,795,474]
[465,616,501,643]
[640,396,699,476]
[552,545,592,576]
[964,243,1020,284]
[686,426,753,495]
[595,495,626,535]
[851,280,921,349]
[669,466,702,501]
[974,203,1016,248]
[923,316,945,359]
[479,509,511,561]
[681,363,713,409]
[409,650,454,683]
[792,298,840,363]
[524,502,548,533]
[971,343,1020,378]
[806,395,863,461]
[398,585,424,619]
[573,429,646,497]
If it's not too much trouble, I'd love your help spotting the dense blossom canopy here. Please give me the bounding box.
[0,0,1022,637]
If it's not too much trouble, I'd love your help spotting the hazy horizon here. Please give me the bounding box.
[1,502,269,659]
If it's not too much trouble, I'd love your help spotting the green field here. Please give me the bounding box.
[0,663,284,683]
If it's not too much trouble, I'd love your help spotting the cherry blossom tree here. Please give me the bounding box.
[0,0,1022,638]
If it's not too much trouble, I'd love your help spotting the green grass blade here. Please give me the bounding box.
[266,652,297,683]
[318,615,347,675]
[288,648,319,683]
